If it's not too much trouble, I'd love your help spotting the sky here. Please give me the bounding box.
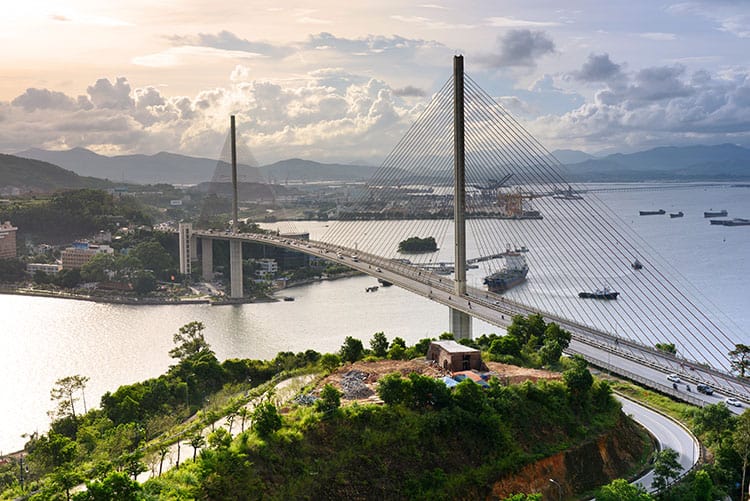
[1,0,749,165]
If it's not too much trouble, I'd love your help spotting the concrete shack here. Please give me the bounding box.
[426,340,482,372]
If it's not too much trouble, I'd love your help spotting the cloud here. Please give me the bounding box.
[572,53,624,83]
[11,88,78,112]
[393,86,427,97]
[169,31,293,58]
[0,69,424,165]
[639,32,677,41]
[87,77,134,110]
[478,29,555,68]
[133,46,266,68]
[486,16,560,28]
[532,62,750,151]
[390,15,474,30]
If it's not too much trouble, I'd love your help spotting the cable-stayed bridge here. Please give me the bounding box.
[179,56,749,404]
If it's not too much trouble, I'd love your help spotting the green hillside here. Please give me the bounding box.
[0,153,114,193]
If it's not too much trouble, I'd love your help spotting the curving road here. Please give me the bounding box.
[618,395,699,493]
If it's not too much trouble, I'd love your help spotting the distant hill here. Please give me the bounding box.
[551,149,594,164]
[260,158,377,182]
[0,154,113,195]
[16,148,377,185]
[563,143,750,181]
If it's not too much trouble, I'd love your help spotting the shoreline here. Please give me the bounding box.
[0,272,363,306]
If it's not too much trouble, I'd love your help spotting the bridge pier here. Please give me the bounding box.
[229,239,243,298]
[449,308,472,340]
[201,238,214,280]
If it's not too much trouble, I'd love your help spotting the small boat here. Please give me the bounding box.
[365,286,379,292]
[669,211,684,218]
[632,259,643,270]
[578,287,619,300]
[283,296,295,302]
[704,210,728,218]
[378,279,393,287]
[639,209,665,216]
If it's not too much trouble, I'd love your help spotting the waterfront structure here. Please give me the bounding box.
[61,242,114,269]
[427,340,482,372]
[255,258,278,279]
[0,221,18,258]
[178,222,195,276]
[27,263,61,275]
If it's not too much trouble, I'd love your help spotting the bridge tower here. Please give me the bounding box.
[449,55,472,339]
[228,115,244,298]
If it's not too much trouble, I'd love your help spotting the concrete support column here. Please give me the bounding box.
[178,222,192,277]
[229,239,243,298]
[201,238,214,281]
[449,307,472,340]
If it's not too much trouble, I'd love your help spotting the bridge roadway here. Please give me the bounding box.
[197,230,750,407]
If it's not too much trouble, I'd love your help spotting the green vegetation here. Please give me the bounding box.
[0,189,152,243]
[655,342,677,355]
[471,314,572,368]
[397,235,438,253]
[0,154,113,193]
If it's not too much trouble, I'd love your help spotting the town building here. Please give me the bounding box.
[27,263,62,275]
[0,221,18,258]
[426,340,483,372]
[255,258,278,279]
[61,242,114,269]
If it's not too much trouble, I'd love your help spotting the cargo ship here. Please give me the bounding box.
[578,287,619,300]
[484,252,528,293]
[704,210,728,218]
[711,218,750,226]
[639,209,665,216]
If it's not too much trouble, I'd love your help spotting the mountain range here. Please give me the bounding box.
[8,143,750,191]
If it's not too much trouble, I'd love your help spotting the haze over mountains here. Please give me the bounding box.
[7,143,750,192]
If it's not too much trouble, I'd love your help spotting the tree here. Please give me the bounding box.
[132,270,156,295]
[237,406,251,433]
[370,332,389,358]
[655,342,677,355]
[50,374,90,421]
[692,469,713,501]
[316,383,342,416]
[597,478,653,501]
[208,428,232,450]
[734,410,750,500]
[562,355,593,409]
[339,336,364,363]
[319,353,341,372]
[377,373,411,406]
[691,403,735,446]
[73,471,142,501]
[187,433,206,462]
[169,321,212,361]
[729,344,750,377]
[651,448,683,492]
[130,240,174,279]
[252,402,282,438]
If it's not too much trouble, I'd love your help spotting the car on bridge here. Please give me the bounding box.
[667,374,681,383]
[726,397,742,407]
[696,384,714,395]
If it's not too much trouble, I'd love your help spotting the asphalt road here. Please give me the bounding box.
[618,396,699,493]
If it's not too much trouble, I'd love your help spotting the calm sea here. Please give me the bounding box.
[1,183,748,452]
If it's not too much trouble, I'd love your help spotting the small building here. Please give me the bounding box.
[27,263,61,275]
[0,221,18,259]
[426,340,482,372]
[61,242,114,269]
[255,258,278,278]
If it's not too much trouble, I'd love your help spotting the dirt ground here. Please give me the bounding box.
[316,359,561,403]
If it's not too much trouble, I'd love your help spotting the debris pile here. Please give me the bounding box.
[339,370,373,399]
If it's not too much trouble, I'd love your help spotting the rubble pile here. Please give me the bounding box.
[340,370,373,399]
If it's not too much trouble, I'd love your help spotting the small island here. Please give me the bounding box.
[398,236,438,253]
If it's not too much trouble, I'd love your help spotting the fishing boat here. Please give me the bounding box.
[669,211,684,218]
[639,209,665,216]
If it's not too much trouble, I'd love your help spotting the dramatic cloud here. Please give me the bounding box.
[11,88,78,112]
[532,60,750,151]
[0,69,425,165]
[486,16,560,28]
[478,29,555,68]
[572,53,624,83]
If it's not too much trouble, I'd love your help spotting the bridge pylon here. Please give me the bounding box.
[450,54,472,340]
